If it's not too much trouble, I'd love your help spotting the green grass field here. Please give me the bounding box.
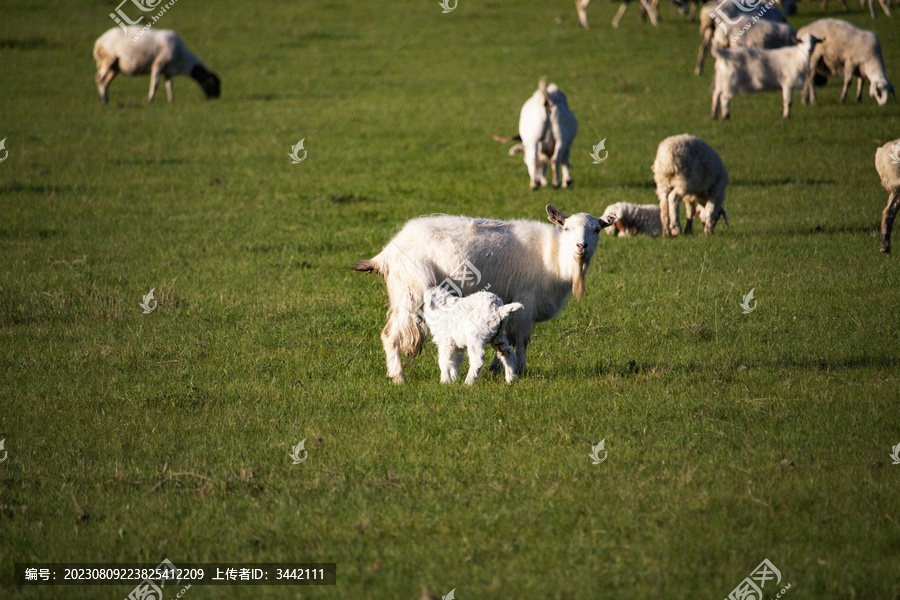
[2,0,899,598]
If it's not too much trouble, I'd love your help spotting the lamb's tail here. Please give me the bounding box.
[492,133,522,143]
[498,302,525,321]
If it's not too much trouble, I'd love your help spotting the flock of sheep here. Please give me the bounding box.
[90,3,897,385]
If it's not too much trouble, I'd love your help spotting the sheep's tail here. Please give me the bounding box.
[539,76,553,108]
[492,133,522,143]
[352,259,380,274]
[499,302,525,321]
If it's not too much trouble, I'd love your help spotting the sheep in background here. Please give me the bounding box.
[353,205,618,383]
[600,201,728,236]
[422,287,523,385]
[93,27,220,104]
[711,32,823,119]
[492,130,555,188]
[694,0,790,75]
[652,135,728,236]
[576,0,688,28]
[875,140,900,253]
[798,19,894,106]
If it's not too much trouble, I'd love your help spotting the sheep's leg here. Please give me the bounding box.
[667,190,683,236]
[438,344,461,383]
[560,146,573,188]
[464,344,485,386]
[711,86,720,119]
[380,323,406,384]
[877,0,892,16]
[782,86,792,119]
[683,197,697,234]
[838,68,853,103]
[612,2,629,28]
[868,0,876,18]
[524,146,542,191]
[881,191,899,253]
[802,51,822,105]
[657,184,673,236]
[148,66,161,102]
[855,77,864,103]
[96,68,117,105]
[577,0,592,28]
[550,144,561,189]
[165,77,175,102]
[686,1,697,21]
[492,333,518,383]
[695,28,713,76]
[638,0,660,25]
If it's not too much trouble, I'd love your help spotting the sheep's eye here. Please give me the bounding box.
[564,227,569,232]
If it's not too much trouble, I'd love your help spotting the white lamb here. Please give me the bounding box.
[875,139,900,254]
[711,32,823,119]
[422,287,524,385]
[93,27,221,104]
[652,134,728,236]
[496,78,577,190]
[353,205,618,383]
[694,0,790,75]
[798,19,894,106]
[600,201,728,236]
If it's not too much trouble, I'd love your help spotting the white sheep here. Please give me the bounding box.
[353,205,618,383]
[600,201,729,236]
[422,286,524,385]
[875,139,900,253]
[93,27,220,104]
[798,19,894,106]
[652,134,728,236]
[711,32,823,119]
[576,0,678,28]
[496,79,577,190]
[695,0,790,75]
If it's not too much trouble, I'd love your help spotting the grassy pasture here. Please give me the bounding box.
[1,0,899,598]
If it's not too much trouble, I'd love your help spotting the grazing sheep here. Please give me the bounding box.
[652,135,728,236]
[576,0,688,28]
[352,205,618,383]
[711,32,823,119]
[422,287,524,385]
[875,139,900,253]
[695,0,789,75]
[798,19,894,106]
[492,130,555,187]
[93,27,220,104]
[600,201,729,236]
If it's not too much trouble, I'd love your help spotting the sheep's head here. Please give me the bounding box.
[191,66,221,99]
[871,79,894,106]
[546,205,617,300]
[795,33,824,59]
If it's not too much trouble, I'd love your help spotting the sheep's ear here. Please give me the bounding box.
[597,214,617,229]
[546,205,568,227]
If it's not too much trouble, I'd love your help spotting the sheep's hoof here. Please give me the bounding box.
[881,243,891,254]
[564,179,573,188]
[389,373,406,384]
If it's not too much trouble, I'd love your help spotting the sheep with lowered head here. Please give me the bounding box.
[93,27,220,104]
[353,205,617,383]
[600,201,728,236]
[694,0,790,75]
[875,139,900,253]
[652,134,728,237]
[422,286,523,385]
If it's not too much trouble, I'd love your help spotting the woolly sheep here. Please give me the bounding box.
[600,201,728,236]
[422,286,524,385]
[93,27,220,104]
[711,32,823,119]
[694,0,789,75]
[875,139,900,253]
[798,19,894,106]
[353,205,618,383]
[576,0,688,28]
[652,135,728,236]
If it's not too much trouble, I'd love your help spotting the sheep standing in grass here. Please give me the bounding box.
[93,27,220,104]
[423,287,523,385]
[711,33,823,119]
[495,79,577,190]
[600,201,729,236]
[694,0,790,75]
[875,139,900,253]
[576,0,687,29]
[353,205,617,383]
[652,135,728,237]
[798,19,894,106]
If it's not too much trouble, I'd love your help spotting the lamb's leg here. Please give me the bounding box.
[802,52,821,105]
[492,331,519,383]
[464,344,485,386]
[165,77,175,102]
[612,2,629,27]
[881,190,899,253]
[782,86,792,119]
